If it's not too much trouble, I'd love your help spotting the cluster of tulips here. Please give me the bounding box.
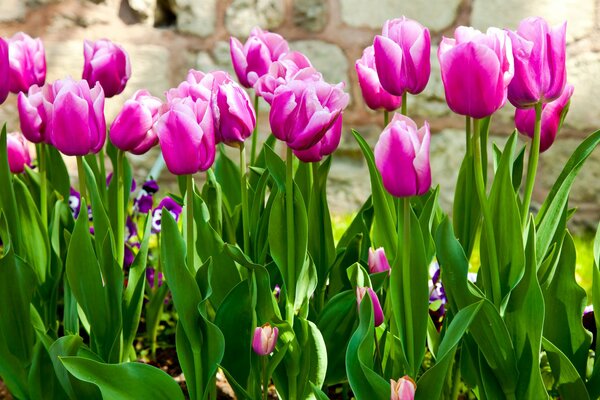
[0,12,600,400]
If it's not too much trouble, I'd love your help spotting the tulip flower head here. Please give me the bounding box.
[373,17,430,96]
[7,32,46,94]
[391,376,416,400]
[166,69,213,103]
[17,84,51,143]
[292,113,343,162]
[438,26,514,119]
[368,247,391,274]
[374,114,431,197]
[110,89,162,155]
[252,323,279,356]
[356,286,384,327]
[507,17,567,108]
[83,39,131,98]
[6,132,31,174]
[230,27,289,88]
[0,38,8,104]
[356,45,403,111]
[515,83,573,152]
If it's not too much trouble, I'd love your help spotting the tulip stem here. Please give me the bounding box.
[384,110,389,126]
[76,156,87,201]
[98,146,107,202]
[521,102,543,228]
[472,119,501,308]
[240,143,250,255]
[186,174,195,273]
[401,92,407,115]
[400,196,414,376]
[465,116,472,157]
[39,143,48,226]
[261,356,269,400]
[285,146,295,328]
[116,150,125,268]
[251,94,260,164]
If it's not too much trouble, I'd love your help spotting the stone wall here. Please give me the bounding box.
[0,0,598,230]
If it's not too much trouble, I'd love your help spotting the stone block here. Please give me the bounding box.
[225,0,285,38]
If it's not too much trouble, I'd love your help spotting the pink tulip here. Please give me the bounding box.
[46,78,106,156]
[0,38,8,104]
[230,27,289,88]
[374,114,431,197]
[252,323,279,356]
[356,286,384,327]
[166,69,213,103]
[270,79,349,151]
[368,247,391,274]
[110,89,162,155]
[6,132,31,174]
[83,39,131,98]
[17,84,50,143]
[391,376,416,400]
[293,113,342,162]
[438,26,514,119]
[7,32,46,94]
[515,83,573,152]
[356,45,403,111]
[507,17,567,108]
[156,97,215,175]
[373,17,430,96]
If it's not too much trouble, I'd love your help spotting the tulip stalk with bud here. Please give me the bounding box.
[252,323,279,400]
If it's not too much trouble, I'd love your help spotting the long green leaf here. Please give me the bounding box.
[542,337,590,400]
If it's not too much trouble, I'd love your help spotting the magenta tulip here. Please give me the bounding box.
[7,33,45,94]
[507,17,567,108]
[6,132,31,174]
[515,83,573,152]
[373,17,430,96]
[110,89,162,155]
[83,39,131,98]
[368,247,391,274]
[270,79,349,151]
[356,286,384,327]
[356,45,402,111]
[166,69,213,103]
[230,27,289,88]
[0,38,8,104]
[293,113,342,162]
[374,114,431,197]
[46,78,106,156]
[252,323,279,356]
[17,84,51,144]
[156,97,215,175]
[438,27,514,119]
[391,376,416,400]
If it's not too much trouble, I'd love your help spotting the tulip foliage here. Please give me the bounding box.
[0,16,600,400]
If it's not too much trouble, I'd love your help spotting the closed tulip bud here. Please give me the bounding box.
[270,79,349,151]
[83,39,131,98]
[374,114,431,197]
[391,376,416,400]
[230,27,289,88]
[17,85,49,143]
[356,286,384,327]
[156,97,215,175]
[166,69,213,103]
[438,27,514,119]
[252,323,279,356]
[110,89,161,154]
[515,83,573,152]
[47,78,107,156]
[0,38,8,104]
[368,247,391,274]
[7,32,46,94]
[293,114,342,162]
[6,132,31,174]
[373,17,430,96]
[508,17,567,108]
[356,46,402,111]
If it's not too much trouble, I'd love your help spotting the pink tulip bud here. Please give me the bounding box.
[6,132,31,174]
[391,376,416,400]
[373,17,430,96]
[368,247,391,274]
[356,286,384,327]
[83,39,131,98]
[7,33,46,94]
[515,83,573,152]
[438,26,514,118]
[252,323,279,356]
[0,38,8,104]
[270,79,349,151]
[374,114,431,197]
[46,78,107,156]
[230,27,289,88]
[110,90,162,155]
[293,113,342,162]
[356,45,402,111]
[508,17,567,108]
[17,84,50,144]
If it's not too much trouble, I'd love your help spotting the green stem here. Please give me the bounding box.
[192,351,204,400]
[76,156,87,200]
[98,146,107,203]
[521,102,543,228]
[39,143,48,226]
[401,92,407,115]
[465,116,472,157]
[117,150,125,268]
[451,362,462,400]
[285,146,295,327]
[240,143,250,254]
[251,94,260,165]
[400,196,414,375]
[384,110,389,126]
[186,174,195,273]
[472,119,501,308]
[262,356,269,400]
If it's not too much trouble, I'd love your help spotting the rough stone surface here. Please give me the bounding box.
[0,0,26,21]
[340,0,461,31]
[172,0,216,37]
[290,40,349,87]
[127,0,156,22]
[293,0,328,32]
[471,0,595,41]
[225,0,285,38]
[195,41,236,78]
[566,51,600,130]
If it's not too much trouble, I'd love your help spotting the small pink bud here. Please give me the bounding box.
[356,287,384,327]
[368,247,391,274]
[391,376,416,400]
[252,323,279,356]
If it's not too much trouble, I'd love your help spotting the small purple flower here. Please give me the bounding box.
[273,284,281,301]
[152,197,183,233]
[428,262,447,331]
[106,172,137,191]
[124,243,136,270]
[125,216,138,241]
[583,305,596,350]
[146,267,164,289]
[69,187,81,218]
[134,179,159,214]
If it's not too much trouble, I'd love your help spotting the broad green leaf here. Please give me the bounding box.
[452,154,481,259]
[28,340,69,400]
[337,196,374,259]
[214,149,241,215]
[311,383,330,400]
[295,318,328,398]
[542,337,590,400]
[45,144,71,199]
[0,126,22,251]
[264,144,286,190]
[202,168,223,234]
